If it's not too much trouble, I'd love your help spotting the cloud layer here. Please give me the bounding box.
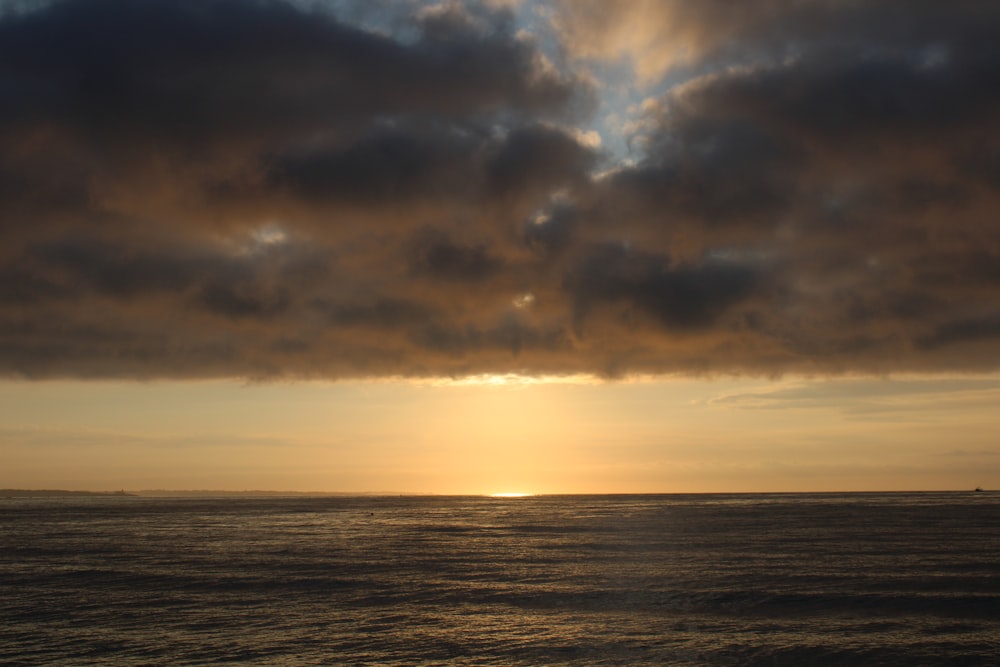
[2,0,999,378]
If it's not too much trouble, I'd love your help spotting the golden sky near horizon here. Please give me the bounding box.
[3,376,998,494]
[2,0,1000,493]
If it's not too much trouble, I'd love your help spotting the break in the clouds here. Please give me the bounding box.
[1,0,999,379]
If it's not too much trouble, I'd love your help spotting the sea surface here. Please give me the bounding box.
[2,493,999,665]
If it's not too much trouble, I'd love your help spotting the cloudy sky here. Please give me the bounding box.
[2,0,999,493]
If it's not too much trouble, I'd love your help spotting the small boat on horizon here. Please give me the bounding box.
[974,486,984,492]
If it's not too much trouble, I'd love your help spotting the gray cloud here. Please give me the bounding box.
[2,0,1000,379]
[566,244,759,335]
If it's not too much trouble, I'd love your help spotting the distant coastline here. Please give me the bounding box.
[1,489,136,498]
[1,489,405,498]
[130,490,414,497]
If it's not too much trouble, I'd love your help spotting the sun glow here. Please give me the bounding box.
[419,373,601,387]
[490,492,534,497]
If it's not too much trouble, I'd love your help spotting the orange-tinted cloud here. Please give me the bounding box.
[2,0,999,379]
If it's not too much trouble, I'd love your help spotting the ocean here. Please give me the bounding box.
[2,493,998,665]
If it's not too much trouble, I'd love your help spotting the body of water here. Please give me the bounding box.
[2,492,998,665]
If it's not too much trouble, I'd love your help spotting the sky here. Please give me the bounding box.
[1,0,999,494]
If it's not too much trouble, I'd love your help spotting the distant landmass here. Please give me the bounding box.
[1,489,412,498]
[1,489,136,497]
[132,490,412,497]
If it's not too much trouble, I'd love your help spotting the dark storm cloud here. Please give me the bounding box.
[916,317,1000,351]
[28,236,197,298]
[407,229,502,282]
[409,318,568,358]
[2,0,1000,378]
[0,0,576,137]
[565,1,1000,374]
[566,245,758,334]
[23,234,328,307]
[316,297,437,330]
[262,121,594,212]
[0,0,590,240]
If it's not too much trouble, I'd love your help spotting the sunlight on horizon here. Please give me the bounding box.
[2,375,999,494]
[415,373,602,388]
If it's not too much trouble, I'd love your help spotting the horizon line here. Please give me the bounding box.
[2,488,990,497]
